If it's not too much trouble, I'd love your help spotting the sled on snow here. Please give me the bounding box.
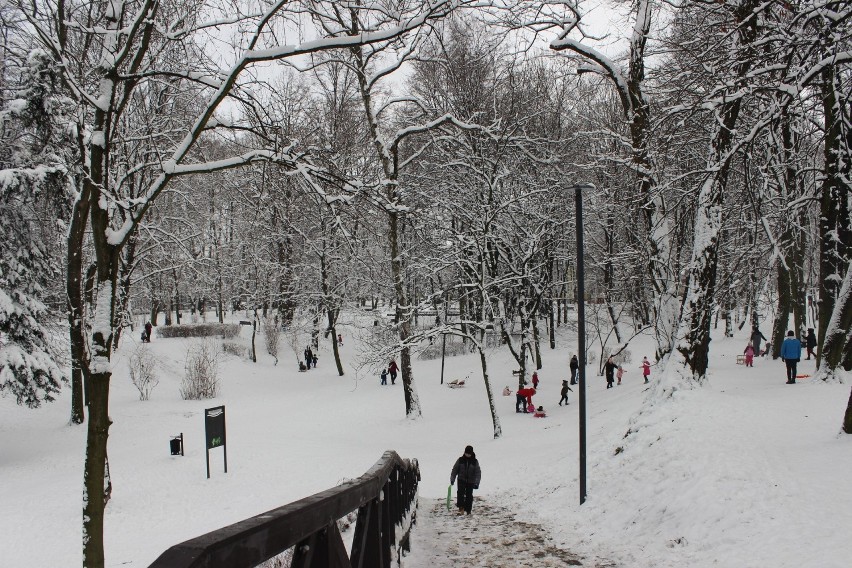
[447,379,465,388]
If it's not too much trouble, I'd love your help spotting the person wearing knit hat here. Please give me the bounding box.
[450,445,481,515]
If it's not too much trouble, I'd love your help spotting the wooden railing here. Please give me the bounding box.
[148,451,420,568]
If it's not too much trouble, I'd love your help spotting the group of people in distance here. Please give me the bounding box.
[451,327,816,517]
[507,353,654,417]
[300,346,317,371]
[747,325,817,384]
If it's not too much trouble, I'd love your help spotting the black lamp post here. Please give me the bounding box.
[572,182,595,505]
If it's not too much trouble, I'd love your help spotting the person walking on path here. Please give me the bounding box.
[569,355,579,385]
[380,369,388,385]
[450,445,481,515]
[781,330,802,384]
[743,343,755,367]
[558,380,573,406]
[641,357,651,384]
[143,321,153,343]
[604,356,616,389]
[531,371,539,389]
[751,326,767,357]
[388,359,399,385]
[304,346,314,370]
[338,333,343,346]
[616,365,625,385]
[805,328,817,360]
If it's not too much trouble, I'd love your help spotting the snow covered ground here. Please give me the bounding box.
[2,312,850,567]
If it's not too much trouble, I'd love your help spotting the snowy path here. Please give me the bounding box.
[404,498,608,567]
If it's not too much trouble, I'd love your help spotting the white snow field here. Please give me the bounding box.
[1,312,851,567]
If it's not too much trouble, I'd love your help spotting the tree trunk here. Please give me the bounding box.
[819,260,852,377]
[817,45,852,367]
[390,208,420,416]
[478,341,502,439]
[82,370,111,568]
[532,317,542,369]
[173,269,182,325]
[112,234,137,350]
[771,260,792,359]
[68,184,91,425]
[672,0,759,382]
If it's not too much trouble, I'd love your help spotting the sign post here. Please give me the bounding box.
[205,405,227,479]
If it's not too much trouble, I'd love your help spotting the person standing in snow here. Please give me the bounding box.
[450,445,481,515]
[338,333,343,346]
[751,326,767,357]
[380,369,388,385]
[558,380,573,406]
[641,357,651,384]
[304,346,313,370]
[616,365,625,385]
[144,321,153,343]
[604,356,616,389]
[805,328,817,360]
[743,343,755,367]
[531,371,540,389]
[569,355,579,385]
[781,330,802,384]
[516,387,536,413]
[388,359,398,385]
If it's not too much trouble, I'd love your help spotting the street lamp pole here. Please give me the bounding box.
[573,182,594,505]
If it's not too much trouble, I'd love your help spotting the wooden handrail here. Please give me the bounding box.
[148,450,420,568]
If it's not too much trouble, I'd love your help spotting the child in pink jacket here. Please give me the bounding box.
[642,357,651,384]
[743,344,755,367]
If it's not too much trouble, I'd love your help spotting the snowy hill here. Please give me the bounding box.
[1,315,850,567]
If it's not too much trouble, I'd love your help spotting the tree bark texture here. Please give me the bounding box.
[68,183,91,425]
[817,49,852,368]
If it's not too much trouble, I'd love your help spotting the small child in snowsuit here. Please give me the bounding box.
[743,344,755,367]
[380,369,388,385]
[642,357,651,383]
[616,365,625,385]
[531,371,539,389]
[558,380,573,406]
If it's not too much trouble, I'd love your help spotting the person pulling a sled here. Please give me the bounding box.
[450,445,481,515]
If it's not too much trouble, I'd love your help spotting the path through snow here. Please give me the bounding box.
[405,498,611,567]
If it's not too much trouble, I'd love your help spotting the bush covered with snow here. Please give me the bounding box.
[156,323,240,340]
[128,344,158,401]
[262,315,281,363]
[221,340,249,359]
[180,339,220,400]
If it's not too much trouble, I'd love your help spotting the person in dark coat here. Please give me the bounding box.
[388,359,398,384]
[805,328,817,360]
[604,356,616,389]
[558,379,573,406]
[450,445,481,515]
[751,326,767,357]
[781,330,801,384]
[304,346,313,370]
[380,369,388,385]
[569,355,579,385]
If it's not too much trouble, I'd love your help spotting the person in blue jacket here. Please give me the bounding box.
[780,330,802,384]
[450,445,481,515]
